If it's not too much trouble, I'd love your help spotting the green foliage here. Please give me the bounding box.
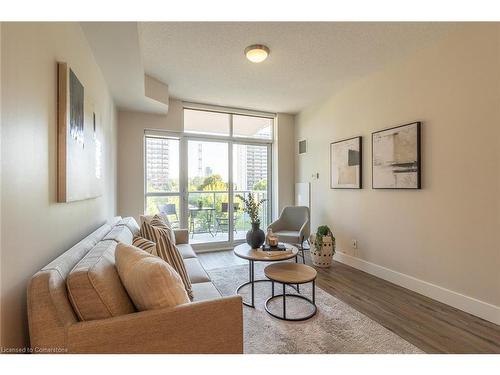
[236,193,266,224]
[197,174,228,191]
[316,225,333,247]
[253,179,267,191]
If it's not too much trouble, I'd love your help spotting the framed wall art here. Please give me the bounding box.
[372,122,421,189]
[57,62,103,202]
[330,136,362,189]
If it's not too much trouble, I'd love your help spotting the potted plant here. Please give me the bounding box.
[236,193,267,248]
[309,225,335,267]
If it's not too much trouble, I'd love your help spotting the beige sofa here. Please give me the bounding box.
[27,216,243,354]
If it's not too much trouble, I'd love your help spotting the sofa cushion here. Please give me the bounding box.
[191,282,222,302]
[132,236,157,255]
[116,217,140,235]
[173,229,189,245]
[67,240,136,321]
[139,221,193,300]
[176,244,197,259]
[115,243,190,311]
[103,225,134,245]
[184,258,210,284]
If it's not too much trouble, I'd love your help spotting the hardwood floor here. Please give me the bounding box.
[198,249,500,354]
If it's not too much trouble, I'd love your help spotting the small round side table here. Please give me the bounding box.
[233,243,299,308]
[264,262,317,321]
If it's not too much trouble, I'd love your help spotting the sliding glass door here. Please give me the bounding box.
[233,143,270,241]
[187,139,229,244]
[144,107,274,248]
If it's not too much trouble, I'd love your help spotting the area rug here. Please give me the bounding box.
[208,263,423,354]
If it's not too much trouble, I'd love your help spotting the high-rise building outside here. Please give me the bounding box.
[146,137,170,191]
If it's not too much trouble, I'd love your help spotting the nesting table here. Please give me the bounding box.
[264,262,317,321]
[233,243,299,308]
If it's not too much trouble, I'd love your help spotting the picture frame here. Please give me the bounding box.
[57,62,103,202]
[371,122,421,189]
[330,136,362,189]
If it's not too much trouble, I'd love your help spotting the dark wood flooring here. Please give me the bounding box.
[198,249,500,354]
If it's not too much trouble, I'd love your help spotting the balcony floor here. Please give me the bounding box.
[188,229,247,244]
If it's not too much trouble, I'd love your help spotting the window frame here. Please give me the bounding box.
[143,105,275,249]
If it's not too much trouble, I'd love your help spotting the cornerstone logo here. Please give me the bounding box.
[0,346,68,353]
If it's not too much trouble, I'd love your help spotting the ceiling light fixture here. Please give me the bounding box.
[245,44,270,63]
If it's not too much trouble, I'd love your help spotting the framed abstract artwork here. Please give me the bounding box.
[330,136,362,189]
[57,62,103,202]
[372,122,421,189]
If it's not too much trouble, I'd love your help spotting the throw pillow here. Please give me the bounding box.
[115,243,190,311]
[132,236,157,256]
[151,215,176,245]
[139,221,193,300]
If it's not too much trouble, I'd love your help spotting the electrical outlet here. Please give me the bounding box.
[352,239,358,249]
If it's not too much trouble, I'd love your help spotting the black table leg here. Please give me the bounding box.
[312,279,316,304]
[236,259,300,308]
[283,283,286,320]
[264,278,317,321]
[251,260,255,307]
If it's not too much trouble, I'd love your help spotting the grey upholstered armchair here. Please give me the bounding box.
[268,206,310,263]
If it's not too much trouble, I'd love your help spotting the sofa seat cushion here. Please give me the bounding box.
[191,282,222,302]
[184,258,210,284]
[115,243,190,311]
[103,225,134,245]
[176,244,197,259]
[67,240,136,321]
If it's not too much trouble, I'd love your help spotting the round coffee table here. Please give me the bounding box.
[264,263,317,321]
[234,243,299,308]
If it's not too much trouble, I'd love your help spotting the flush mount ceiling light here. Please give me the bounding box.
[245,44,270,63]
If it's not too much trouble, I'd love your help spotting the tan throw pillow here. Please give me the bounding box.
[132,236,157,255]
[115,243,190,311]
[139,221,193,300]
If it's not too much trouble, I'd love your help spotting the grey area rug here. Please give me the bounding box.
[208,262,423,354]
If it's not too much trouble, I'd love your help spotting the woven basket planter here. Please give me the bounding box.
[309,235,335,268]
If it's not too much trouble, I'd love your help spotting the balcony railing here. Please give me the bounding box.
[187,190,269,237]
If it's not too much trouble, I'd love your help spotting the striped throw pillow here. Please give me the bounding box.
[151,215,176,245]
[139,221,193,300]
[132,236,157,256]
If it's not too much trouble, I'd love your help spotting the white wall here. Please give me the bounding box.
[274,114,295,216]
[117,100,183,222]
[1,23,117,349]
[295,24,500,323]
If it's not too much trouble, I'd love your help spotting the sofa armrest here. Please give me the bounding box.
[67,296,243,354]
[174,229,189,244]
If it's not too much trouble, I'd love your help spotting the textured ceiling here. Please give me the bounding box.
[139,22,458,114]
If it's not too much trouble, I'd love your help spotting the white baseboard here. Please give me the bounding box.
[333,251,500,326]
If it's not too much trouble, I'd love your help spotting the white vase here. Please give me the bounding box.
[309,234,335,267]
